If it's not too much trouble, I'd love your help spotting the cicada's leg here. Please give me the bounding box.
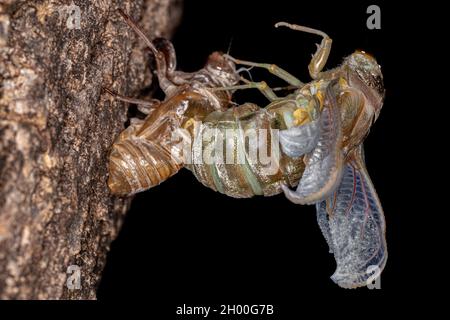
[117,10,174,92]
[224,54,303,87]
[151,38,194,86]
[211,79,279,102]
[273,85,298,92]
[136,103,160,115]
[103,87,160,114]
[275,22,332,79]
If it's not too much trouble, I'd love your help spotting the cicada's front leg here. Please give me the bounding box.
[117,9,182,95]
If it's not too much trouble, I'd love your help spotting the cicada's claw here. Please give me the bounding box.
[223,54,304,87]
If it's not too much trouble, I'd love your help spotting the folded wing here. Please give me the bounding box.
[282,83,344,204]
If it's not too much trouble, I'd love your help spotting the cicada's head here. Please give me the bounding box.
[344,51,385,121]
[205,51,240,87]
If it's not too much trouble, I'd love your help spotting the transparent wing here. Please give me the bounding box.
[315,146,387,288]
[316,201,334,254]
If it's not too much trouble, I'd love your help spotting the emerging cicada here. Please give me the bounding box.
[106,12,387,289]
[218,22,386,288]
[106,11,305,197]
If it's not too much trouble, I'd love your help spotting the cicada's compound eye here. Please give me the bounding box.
[346,51,385,99]
[205,52,240,86]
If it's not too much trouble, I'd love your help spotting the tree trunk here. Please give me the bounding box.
[0,0,181,299]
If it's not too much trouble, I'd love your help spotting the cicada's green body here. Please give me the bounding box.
[186,102,307,197]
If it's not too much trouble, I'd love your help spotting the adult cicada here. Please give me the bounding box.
[106,12,387,288]
[217,22,387,288]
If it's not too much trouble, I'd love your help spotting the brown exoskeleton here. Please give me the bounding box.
[105,10,239,195]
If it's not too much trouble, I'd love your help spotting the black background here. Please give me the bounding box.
[96,0,414,313]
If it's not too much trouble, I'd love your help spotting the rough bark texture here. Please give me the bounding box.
[0,0,181,299]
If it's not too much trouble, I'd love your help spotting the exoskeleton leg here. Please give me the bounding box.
[212,78,279,101]
[117,9,175,92]
[273,85,298,92]
[151,38,195,85]
[224,54,303,87]
[103,87,160,114]
[275,22,332,79]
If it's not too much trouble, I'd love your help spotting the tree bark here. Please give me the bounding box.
[0,0,181,299]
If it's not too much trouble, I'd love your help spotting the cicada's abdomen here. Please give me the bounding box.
[186,103,305,198]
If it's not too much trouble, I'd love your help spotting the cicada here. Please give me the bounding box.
[106,10,306,197]
[217,22,386,288]
[106,11,387,288]
[105,10,239,195]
